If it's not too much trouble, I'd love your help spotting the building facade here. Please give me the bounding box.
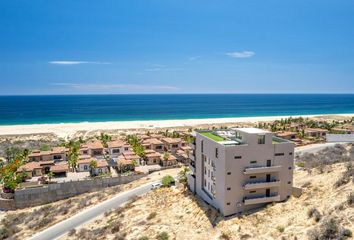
[187,128,294,216]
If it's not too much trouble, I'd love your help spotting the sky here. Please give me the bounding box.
[0,0,354,95]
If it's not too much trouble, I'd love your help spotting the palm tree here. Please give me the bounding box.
[178,167,190,187]
[100,133,111,148]
[46,171,54,183]
[89,159,97,176]
[68,142,79,172]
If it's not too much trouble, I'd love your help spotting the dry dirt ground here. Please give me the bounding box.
[62,163,353,240]
[0,168,181,240]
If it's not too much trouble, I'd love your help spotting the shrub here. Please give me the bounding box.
[347,192,354,206]
[139,237,149,240]
[156,231,169,240]
[68,229,76,236]
[220,231,231,239]
[147,212,157,220]
[307,217,352,240]
[161,175,175,187]
[307,207,321,222]
[0,227,9,240]
[276,225,285,233]
[295,162,305,168]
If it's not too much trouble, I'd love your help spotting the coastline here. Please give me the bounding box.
[0,113,353,139]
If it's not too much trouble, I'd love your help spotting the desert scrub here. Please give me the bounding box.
[139,236,149,240]
[307,217,352,240]
[147,211,157,220]
[156,231,169,240]
[347,192,354,206]
[220,231,231,239]
[276,225,285,233]
[307,207,321,222]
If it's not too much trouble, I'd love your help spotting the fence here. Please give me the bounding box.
[0,173,147,210]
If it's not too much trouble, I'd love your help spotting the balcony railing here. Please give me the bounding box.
[244,165,281,174]
[189,142,196,149]
[244,194,280,205]
[243,180,281,190]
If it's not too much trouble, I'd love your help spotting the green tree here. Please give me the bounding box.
[178,167,190,187]
[89,159,97,176]
[161,175,175,187]
[46,171,54,183]
[100,133,112,148]
[67,141,79,172]
[163,152,170,161]
[40,144,49,151]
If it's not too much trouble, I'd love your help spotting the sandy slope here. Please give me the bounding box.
[62,163,354,240]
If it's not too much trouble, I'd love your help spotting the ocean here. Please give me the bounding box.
[0,94,353,125]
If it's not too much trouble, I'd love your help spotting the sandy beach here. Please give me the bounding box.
[0,114,353,139]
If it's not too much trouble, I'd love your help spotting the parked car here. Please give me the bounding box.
[151,183,162,190]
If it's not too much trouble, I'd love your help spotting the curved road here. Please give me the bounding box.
[28,181,157,240]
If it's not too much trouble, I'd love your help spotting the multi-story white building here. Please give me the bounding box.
[187,128,294,216]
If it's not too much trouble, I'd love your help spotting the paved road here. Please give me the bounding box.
[295,142,346,155]
[28,181,157,240]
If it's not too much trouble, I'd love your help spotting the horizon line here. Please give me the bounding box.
[1,92,354,97]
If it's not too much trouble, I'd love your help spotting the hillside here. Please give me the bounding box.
[62,162,353,240]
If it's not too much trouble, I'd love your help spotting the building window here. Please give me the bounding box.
[208,170,210,177]
[250,160,257,164]
[275,153,285,156]
[215,148,218,158]
[289,152,293,155]
[227,172,231,175]
[227,187,231,190]
[204,167,206,174]
[208,182,210,190]
[124,147,129,151]
[227,202,230,205]
[257,135,265,144]
[234,156,242,159]
[288,181,292,184]
[288,167,292,170]
[204,179,206,187]
[250,176,256,179]
[84,165,88,170]
[249,190,256,193]
[201,140,204,153]
[172,144,178,148]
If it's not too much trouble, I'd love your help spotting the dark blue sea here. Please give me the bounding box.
[0,94,353,125]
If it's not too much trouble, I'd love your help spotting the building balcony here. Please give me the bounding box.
[243,180,281,190]
[244,195,281,205]
[244,165,281,174]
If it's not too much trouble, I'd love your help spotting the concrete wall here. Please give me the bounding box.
[8,174,146,209]
[326,134,354,142]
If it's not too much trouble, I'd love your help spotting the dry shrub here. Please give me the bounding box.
[307,217,352,240]
[307,207,321,222]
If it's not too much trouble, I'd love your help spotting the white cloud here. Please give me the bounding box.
[53,83,178,91]
[226,51,255,58]
[49,61,111,65]
[188,56,201,61]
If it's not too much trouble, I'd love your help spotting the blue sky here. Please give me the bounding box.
[1,0,354,95]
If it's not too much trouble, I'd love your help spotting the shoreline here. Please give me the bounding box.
[0,113,353,139]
